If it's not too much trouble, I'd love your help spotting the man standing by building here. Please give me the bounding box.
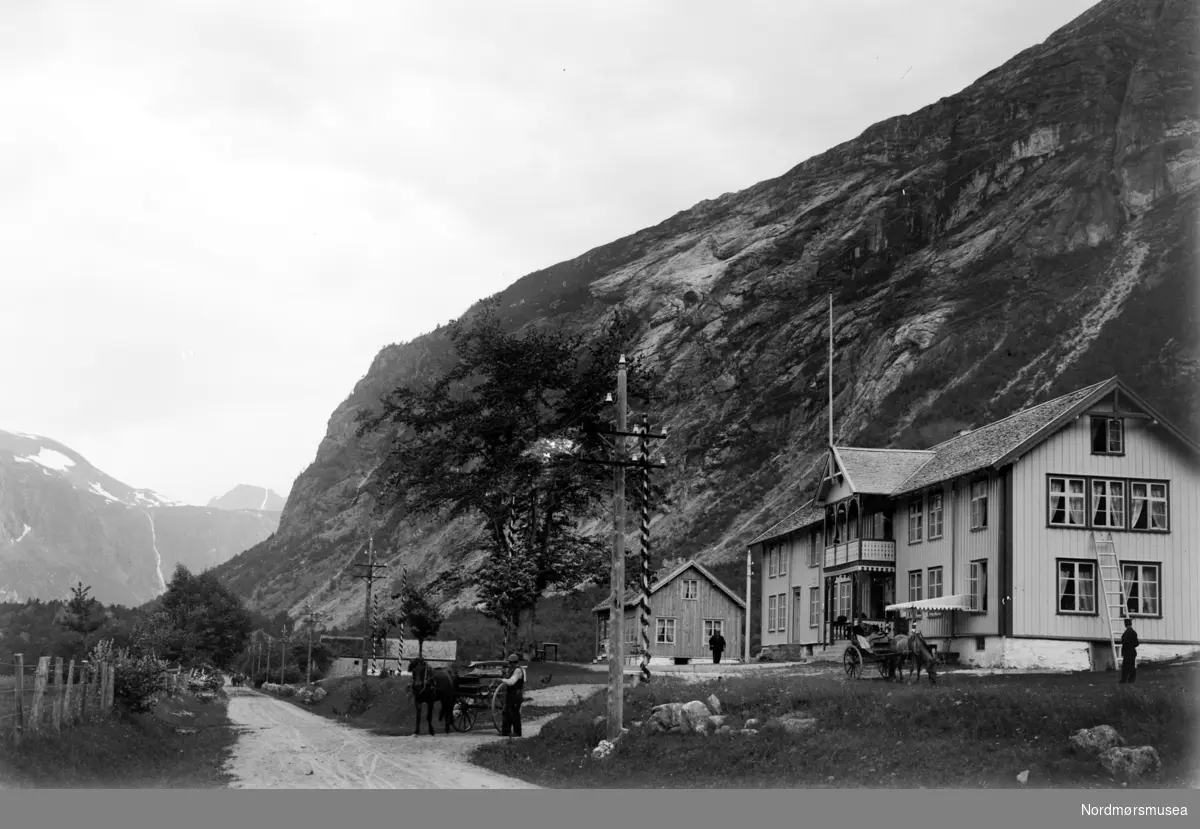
[709,629,726,664]
[1119,618,1139,685]
[497,653,527,739]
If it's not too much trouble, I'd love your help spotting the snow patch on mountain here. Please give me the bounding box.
[89,482,122,503]
[19,448,76,473]
[17,523,31,542]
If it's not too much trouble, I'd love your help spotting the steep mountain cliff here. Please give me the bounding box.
[212,0,1199,629]
[0,429,281,607]
[208,485,287,513]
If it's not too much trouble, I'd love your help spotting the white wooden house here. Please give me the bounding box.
[750,377,1200,670]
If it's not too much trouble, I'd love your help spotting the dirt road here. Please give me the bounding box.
[223,688,542,789]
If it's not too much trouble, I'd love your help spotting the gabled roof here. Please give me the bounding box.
[592,559,746,613]
[833,447,936,495]
[748,499,823,547]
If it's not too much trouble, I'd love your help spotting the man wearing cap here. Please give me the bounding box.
[497,653,527,739]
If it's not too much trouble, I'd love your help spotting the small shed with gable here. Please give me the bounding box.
[592,559,746,664]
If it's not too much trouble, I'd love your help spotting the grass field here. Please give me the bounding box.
[273,661,605,737]
[0,689,239,788]
[470,660,1200,789]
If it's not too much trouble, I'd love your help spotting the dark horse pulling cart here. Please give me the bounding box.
[408,658,510,734]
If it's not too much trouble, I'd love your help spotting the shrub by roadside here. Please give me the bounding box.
[470,665,1199,789]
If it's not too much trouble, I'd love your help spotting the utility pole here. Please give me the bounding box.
[745,547,752,662]
[609,355,628,742]
[352,538,388,681]
[279,632,288,686]
[265,634,272,682]
[302,601,327,687]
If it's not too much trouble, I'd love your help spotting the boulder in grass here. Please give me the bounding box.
[679,700,712,733]
[1099,746,1161,779]
[1070,725,1125,755]
[707,694,722,715]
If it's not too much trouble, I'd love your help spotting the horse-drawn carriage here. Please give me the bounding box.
[448,660,509,733]
[842,623,938,683]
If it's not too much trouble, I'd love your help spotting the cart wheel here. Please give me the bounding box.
[452,699,476,733]
[491,684,504,732]
[877,656,891,679]
[843,646,863,680]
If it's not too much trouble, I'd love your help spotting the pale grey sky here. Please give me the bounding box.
[0,0,1097,506]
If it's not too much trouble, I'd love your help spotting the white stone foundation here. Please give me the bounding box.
[935,636,1199,671]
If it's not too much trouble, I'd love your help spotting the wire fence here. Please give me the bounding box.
[0,654,118,746]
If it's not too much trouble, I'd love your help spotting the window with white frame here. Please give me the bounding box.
[598,617,608,643]
[835,581,851,620]
[808,531,820,567]
[1090,416,1124,455]
[970,479,988,529]
[809,586,820,627]
[682,578,699,600]
[656,617,676,644]
[1057,560,1096,614]
[778,545,787,576]
[767,595,777,632]
[1091,479,1126,528]
[1130,481,1169,531]
[767,546,776,578]
[1122,563,1160,617]
[908,570,923,603]
[927,566,944,599]
[928,492,944,540]
[908,500,923,544]
[625,619,638,644]
[968,561,987,612]
[1049,476,1087,526]
[776,594,787,636]
[704,619,724,639]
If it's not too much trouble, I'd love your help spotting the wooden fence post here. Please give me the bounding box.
[98,663,108,716]
[78,662,89,721]
[13,653,24,746]
[64,660,76,728]
[85,662,96,721]
[30,656,49,735]
[103,663,115,714]
[51,656,63,735]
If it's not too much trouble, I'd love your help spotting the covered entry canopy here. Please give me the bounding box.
[885,594,972,612]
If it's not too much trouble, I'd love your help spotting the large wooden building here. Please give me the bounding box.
[593,559,746,664]
[751,377,1200,670]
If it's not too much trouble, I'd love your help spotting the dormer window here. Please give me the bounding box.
[1090,417,1124,455]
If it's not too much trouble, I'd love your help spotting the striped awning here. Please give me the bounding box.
[885,594,972,612]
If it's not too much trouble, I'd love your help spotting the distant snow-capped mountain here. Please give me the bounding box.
[207,484,286,512]
[0,428,280,607]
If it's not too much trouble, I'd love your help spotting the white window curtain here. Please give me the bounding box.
[1068,480,1085,525]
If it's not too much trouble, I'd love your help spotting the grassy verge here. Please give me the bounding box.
[471,661,1200,789]
[0,690,239,788]
[272,661,604,737]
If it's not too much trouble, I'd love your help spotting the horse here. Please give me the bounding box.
[408,657,458,736]
[891,629,938,685]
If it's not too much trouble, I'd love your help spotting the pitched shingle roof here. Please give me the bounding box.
[834,447,936,494]
[748,500,824,546]
[592,559,745,612]
[889,377,1113,495]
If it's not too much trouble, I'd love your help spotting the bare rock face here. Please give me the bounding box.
[208,0,1200,626]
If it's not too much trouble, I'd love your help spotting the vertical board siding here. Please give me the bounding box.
[953,473,1003,638]
[651,566,745,659]
[1011,410,1200,643]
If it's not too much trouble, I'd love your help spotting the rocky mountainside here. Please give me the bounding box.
[208,485,287,513]
[0,429,281,607]
[212,0,1199,629]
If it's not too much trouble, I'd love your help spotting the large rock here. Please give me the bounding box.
[706,715,729,732]
[764,716,817,735]
[679,700,712,733]
[1099,746,1161,779]
[707,694,722,715]
[1070,725,1125,755]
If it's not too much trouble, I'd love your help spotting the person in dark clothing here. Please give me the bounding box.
[709,631,726,664]
[1119,618,1139,684]
[498,653,526,738]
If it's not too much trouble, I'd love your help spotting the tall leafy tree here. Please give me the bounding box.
[157,564,253,669]
[385,584,447,657]
[358,302,655,639]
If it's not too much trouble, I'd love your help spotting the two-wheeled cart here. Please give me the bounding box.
[450,661,508,732]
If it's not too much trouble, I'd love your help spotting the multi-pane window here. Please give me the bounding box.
[1090,417,1124,455]
[682,578,698,600]
[908,500,923,544]
[1091,479,1126,528]
[970,480,988,529]
[968,561,987,612]
[767,595,777,632]
[776,594,787,636]
[908,571,923,603]
[704,619,724,639]
[927,567,944,599]
[1130,481,1169,531]
[767,546,777,578]
[1057,561,1096,614]
[625,620,638,645]
[808,531,820,567]
[928,493,944,540]
[778,546,787,577]
[809,587,820,627]
[1122,563,1160,617]
[835,581,851,621]
[1049,477,1087,526]
[656,617,676,644]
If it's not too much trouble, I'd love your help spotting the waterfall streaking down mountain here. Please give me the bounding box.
[142,509,167,593]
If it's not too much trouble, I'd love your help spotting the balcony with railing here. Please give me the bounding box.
[823,539,896,570]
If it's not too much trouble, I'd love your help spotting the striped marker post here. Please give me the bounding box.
[637,414,652,683]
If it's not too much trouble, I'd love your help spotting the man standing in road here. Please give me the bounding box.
[709,629,726,664]
[498,653,527,739]
[1119,618,1139,684]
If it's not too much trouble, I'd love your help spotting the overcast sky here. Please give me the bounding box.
[0,0,1098,507]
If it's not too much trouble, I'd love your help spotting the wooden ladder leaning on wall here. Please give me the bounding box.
[1093,530,1128,672]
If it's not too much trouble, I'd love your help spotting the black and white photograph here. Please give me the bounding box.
[0,0,1197,811]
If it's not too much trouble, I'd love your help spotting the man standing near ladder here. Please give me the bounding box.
[1119,618,1139,685]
